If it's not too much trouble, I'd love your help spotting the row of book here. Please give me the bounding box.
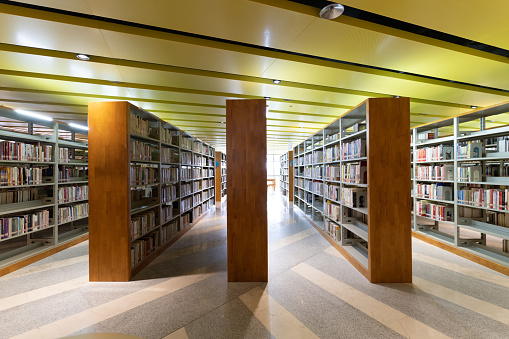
[342,188,367,208]
[326,200,340,221]
[59,167,87,183]
[130,165,157,185]
[130,139,155,161]
[193,154,205,166]
[458,165,482,182]
[162,167,178,183]
[0,209,50,239]
[485,163,509,177]
[130,113,150,137]
[457,142,482,159]
[161,129,179,146]
[342,139,366,160]
[486,211,509,228]
[415,165,454,181]
[58,185,88,203]
[1,166,46,186]
[193,205,203,220]
[181,196,193,213]
[131,187,153,205]
[0,187,39,205]
[193,194,202,206]
[415,184,452,201]
[457,187,508,211]
[312,181,323,195]
[58,202,88,224]
[131,232,158,267]
[304,153,312,164]
[325,218,341,242]
[325,165,341,181]
[415,201,453,221]
[342,161,367,184]
[180,137,193,151]
[324,145,340,162]
[181,152,192,165]
[0,141,52,162]
[131,210,157,241]
[415,145,453,162]
[162,184,177,203]
[181,182,193,197]
[202,189,213,201]
[325,183,340,202]
[161,147,179,164]
[162,205,176,224]
[304,167,312,177]
[313,151,323,163]
[324,133,340,144]
[305,192,312,204]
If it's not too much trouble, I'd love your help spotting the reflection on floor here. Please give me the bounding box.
[1,190,508,339]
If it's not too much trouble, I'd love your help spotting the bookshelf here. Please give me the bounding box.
[88,101,215,281]
[293,98,411,283]
[0,106,89,277]
[280,151,293,200]
[411,100,509,275]
[215,151,227,204]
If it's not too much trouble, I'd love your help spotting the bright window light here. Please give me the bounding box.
[15,109,53,121]
[69,123,89,130]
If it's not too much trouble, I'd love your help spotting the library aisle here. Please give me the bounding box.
[0,191,509,339]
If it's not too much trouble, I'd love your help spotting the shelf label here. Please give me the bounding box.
[216,161,219,167]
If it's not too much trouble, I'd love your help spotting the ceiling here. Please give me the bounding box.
[0,0,508,154]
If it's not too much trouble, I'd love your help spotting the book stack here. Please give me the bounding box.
[457,141,483,159]
[341,188,367,208]
[1,209,50,239]
[130,165,157,185]
[415,165,454,181]
[324,145,340,162]
[0,141,52,162]
[342,161,367,184]
[415,200,453,221]
[130,113,150,137]
[325,164,341,181]
[457,165,482,182]
[0,187,39,204]
[58,202,89,223]
[1,166,46,186]
[415,183,452,201]
[341,139,366,160]
[416,144,453,162]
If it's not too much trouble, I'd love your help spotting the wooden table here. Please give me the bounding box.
[267,178,276,190]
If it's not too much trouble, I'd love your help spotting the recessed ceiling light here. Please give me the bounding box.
[76,54,90,61]
[273,79,281,84]
[319,3,344,20]
[69,123,89,130]
[470,105,478,109]
[15,109,53,121]
[264,97,271,100]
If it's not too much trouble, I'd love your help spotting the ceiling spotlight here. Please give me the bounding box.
[264,97,271,100]
[69,123,89,130]
[273,79,281,84]
[319,3,345,20]
[15,109,53,121]
[76,54,90,61]
[470,105,478,109]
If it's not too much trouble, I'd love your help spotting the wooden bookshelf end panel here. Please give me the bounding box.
[226,99,268,282]
[88,101,131,282]
[367,97,412,283]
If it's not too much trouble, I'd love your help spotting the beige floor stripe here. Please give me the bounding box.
[292,263,451,339]
[239,286,319,339]
[0,255,88,281]
[412,252,509,288]
[269,228,316,253]
[323,246,346,259]
[12,271,218,339]
[188,224,226,235]
[412,276,509,326]
[162,327,189,339]
[0,275,88,312]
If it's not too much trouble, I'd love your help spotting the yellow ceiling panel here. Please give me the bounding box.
[116,66,372,107]
[0,51,124,83]
[286,17,509,90]
[0,13,112,57]
[337,0,509,50]
[15,0,94,14]
[85,0,314,50]
[101,30,276,78]
[263,59,509,107]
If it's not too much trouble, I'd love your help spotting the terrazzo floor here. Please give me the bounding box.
[0,190,508,339]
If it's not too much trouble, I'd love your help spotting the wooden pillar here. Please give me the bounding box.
[367,97,412,283]
[88,101,131,281]
[226,99,268,282]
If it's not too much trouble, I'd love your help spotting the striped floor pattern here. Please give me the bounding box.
[0,191,508,339]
